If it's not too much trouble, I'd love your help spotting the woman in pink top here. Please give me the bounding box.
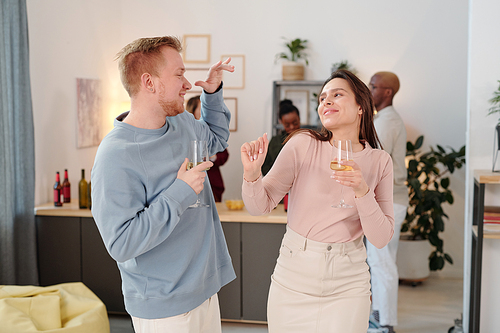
[240,70,395,333]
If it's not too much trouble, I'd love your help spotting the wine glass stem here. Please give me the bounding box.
[339,185,345,204]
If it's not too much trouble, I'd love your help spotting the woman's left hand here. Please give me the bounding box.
[331,160,370,198]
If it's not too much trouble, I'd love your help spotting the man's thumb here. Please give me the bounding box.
[178,158,189,175]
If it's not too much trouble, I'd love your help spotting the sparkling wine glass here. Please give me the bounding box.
[330,139,353,208]
[188,140,210,208]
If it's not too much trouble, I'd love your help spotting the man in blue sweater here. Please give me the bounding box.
[91,36,236,333]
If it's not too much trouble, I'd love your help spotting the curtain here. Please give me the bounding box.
[0,0,38,285]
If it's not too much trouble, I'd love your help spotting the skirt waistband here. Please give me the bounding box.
[284,226,364,255]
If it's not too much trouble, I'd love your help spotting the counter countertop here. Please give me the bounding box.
[474,170,500,184]
[34,201,287,224]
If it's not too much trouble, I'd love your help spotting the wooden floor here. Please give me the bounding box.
[109,276,464,333]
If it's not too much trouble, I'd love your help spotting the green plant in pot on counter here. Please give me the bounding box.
[402,135,466,270]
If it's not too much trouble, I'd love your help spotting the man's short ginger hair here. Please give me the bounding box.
[116,36,183,97]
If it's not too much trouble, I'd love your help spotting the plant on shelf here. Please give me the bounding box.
[331,60,357,75]
[275,37,309,81]
[402,135,466,271]
[487,80,500,172]
[275,37,309,64]
[487,80,500,125]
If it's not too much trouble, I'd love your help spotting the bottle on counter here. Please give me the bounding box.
[62,169,71,203]
[79,169,88,209]
[54,171,63,207]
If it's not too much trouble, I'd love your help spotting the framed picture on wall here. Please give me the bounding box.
[76,78,102,148]
[224,97,238,131]
[220,55,245,89]
[284,89,309,125]
[184,68,209,92]
[182,34,211,64]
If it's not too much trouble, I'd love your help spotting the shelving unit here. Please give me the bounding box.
[469,170,500,333]
[272,80,324,136]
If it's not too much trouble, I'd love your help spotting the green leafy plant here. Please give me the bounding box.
[275,38,309,65]
[402,135,466,271]
[331,60,357,75]
[487,80,500,125]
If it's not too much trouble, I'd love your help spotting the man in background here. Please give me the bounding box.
[91,36,235,333]
[367,71,408,333]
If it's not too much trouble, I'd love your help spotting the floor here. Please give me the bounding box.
[109,276,463,333]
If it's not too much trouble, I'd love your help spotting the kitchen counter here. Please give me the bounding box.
[35,201,287,224]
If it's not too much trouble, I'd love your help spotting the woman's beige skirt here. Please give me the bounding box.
[267,227,371,333]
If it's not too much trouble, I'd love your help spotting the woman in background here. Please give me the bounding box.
[261,99,301,176]
[186,95,229,202]
[239,70,394,333]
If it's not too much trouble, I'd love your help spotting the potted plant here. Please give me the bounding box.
[487,80,500,171]
[275,37,309,81]
[398,135,465,278]
[331,60,357,75]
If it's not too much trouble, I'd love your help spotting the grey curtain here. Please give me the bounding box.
[0,0,38,285]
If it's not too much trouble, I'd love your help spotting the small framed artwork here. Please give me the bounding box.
[221,55,245,89]
[76,78,102,148]
[224,97,238,132]
[184,68,209,92]
[284,89,309,125]
[182,34,211,64]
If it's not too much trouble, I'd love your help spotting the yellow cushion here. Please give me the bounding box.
[0,282,109,333]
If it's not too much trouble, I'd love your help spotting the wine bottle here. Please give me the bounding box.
[79,169,88,209]
[62,169,71,203]
[54,171,63,207]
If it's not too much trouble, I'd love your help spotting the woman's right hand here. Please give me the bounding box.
[240,133,268,182]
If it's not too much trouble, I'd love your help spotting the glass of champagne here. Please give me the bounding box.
[188,140,210,208]
[330,139,353,208]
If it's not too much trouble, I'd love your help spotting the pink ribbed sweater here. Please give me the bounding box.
[242,133,395,249]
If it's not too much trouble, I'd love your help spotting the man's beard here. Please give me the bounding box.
[159,90,184,117]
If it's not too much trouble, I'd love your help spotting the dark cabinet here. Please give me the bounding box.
[219,222,241,320]
[219,221,286,322]
[36,216,81,285]
[36,216,125,313]
[81,217,125,313]
[241,223,286,322]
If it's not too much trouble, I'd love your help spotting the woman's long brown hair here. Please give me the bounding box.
[286,70,381,149]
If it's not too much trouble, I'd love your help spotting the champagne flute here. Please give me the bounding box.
[188,140,210,208]
[330,139,353,208]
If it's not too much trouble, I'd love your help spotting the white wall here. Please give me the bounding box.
[27,0,468,278]
[465,0,500,330]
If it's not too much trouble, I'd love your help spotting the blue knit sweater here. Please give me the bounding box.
[91,89,235,319]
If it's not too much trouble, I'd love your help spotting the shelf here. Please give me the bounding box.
[273,80,324,86]
[472,225,500,239]
[474,170,500,184]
